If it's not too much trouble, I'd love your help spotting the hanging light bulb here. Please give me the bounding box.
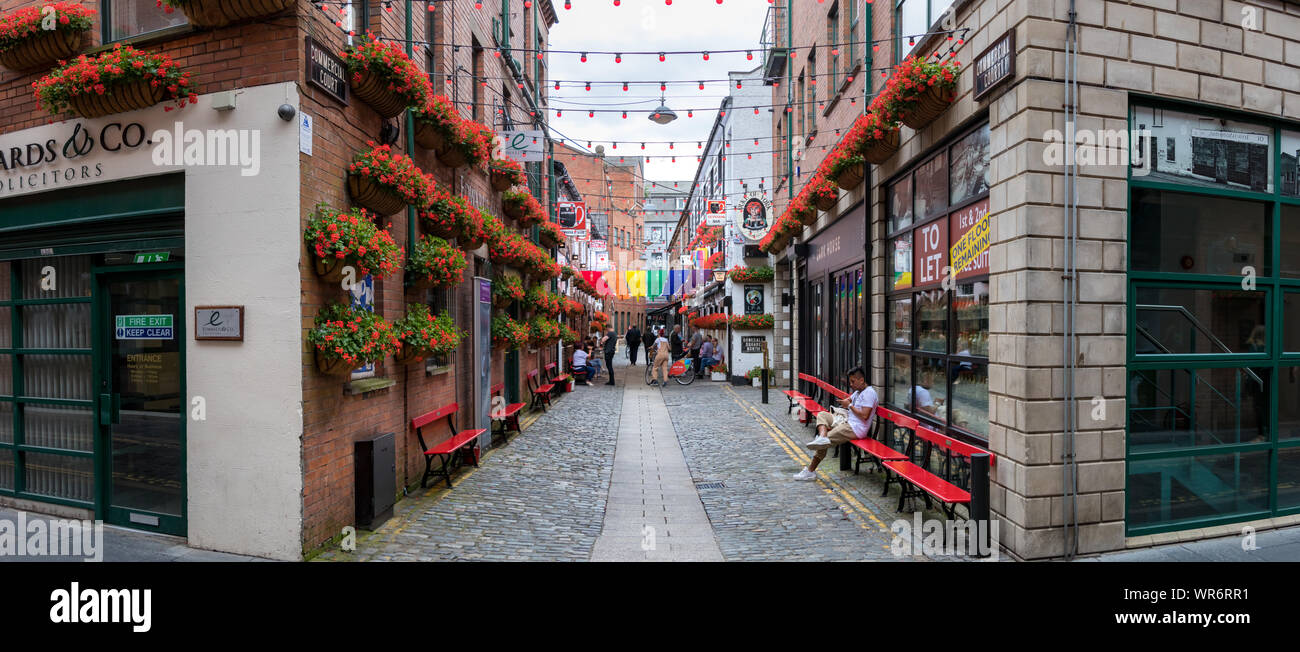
[702,51,709,61]
[659,52,666,62]
[565,0,571,8]
[699,81,705,90]
[615,53,622,63]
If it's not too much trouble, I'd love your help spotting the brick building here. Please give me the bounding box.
[760,0,1300,559]
[554,142,645,334]
[0,0,565,560]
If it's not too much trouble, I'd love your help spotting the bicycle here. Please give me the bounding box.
[644,354,696,386]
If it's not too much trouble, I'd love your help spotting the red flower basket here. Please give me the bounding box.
[343,34,433,119]
[33,44,196,118]
[157,0,295,29]
[0,3,94,72]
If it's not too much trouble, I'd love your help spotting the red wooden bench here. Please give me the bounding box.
[882,422,997,519]
[411,403,486,489]
[489,382,526,445]
[526,369,553,412]
[544,362,571,395]
[849,406,908,475]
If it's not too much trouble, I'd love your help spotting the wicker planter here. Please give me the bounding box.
[458,236,484,253]
[813,194,837,213]
[349,68,408,119]
[436,144,468,169]
[490,171,513,192]
[862,127,901,165]
[413,121,446,151]
[502,202,525,221]
[796,208,818,226]
[66,78,165,119]
[0,29,84,72]
[834,163,865,190]
[540,234,560,250]
[900,85,956,131]
[393,346,426,365]
[174,0,295,28]
[315,350,354,376]
[313,255,349,283]
[492,295,514,309]
[426,221,457,239]
[767,234,791,254]
[347,174,407,217]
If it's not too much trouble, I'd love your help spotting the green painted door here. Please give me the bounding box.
[97,269,185,535]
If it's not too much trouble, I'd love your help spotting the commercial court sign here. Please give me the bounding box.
[0,106,262,199]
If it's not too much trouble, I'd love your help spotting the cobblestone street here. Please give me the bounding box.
[316,357,980,562]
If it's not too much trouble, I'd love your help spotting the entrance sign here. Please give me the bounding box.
[116,314,174,340]
[306,36,349,105]
[194,306,244,341]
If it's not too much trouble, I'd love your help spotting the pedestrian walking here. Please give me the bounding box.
[651,328,671,387]
[626,324,642,366]
[794,366,878,481]
[670,324,684,360]
[688,327,704,378]
[641,326,656,364]
[603,328,617,385]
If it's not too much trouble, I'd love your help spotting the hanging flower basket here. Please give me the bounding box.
[393,345,426,365]
[407,235,468,289]
[900,84,956,130]
[393,304,462,364]
[342,34,432,119]
[315,349,354,376]
[805,175,839,213]
[34,44,197,119]
[834,162,865,190]
[420,186,469,239]
[70,77,165,119]
[308,303,399,376]
[437,144,469,169]
[490,157,526,192]
[347,174,407,218]
[862,127,901,165]
[412,119,445,151]
[305,204,402,284]
[159,0,294,29]
[539,222,562,249]
[0,2,93,72]
[457,206,486,252]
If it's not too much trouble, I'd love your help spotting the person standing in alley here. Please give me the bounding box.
[651,327,671,387]
[670,324,684,360]
[626,324,642,366]
[603,327,617,385]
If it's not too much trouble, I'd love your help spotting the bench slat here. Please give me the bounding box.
[425,429,486,455]
[882,460,971,504]
[850,438,907,461]
[494,402,526,419]
[412,403,459,430]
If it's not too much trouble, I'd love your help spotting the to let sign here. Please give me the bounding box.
[195,306,244,341]
[306,37,348,105]
[973,31,1014,100]
[914,220,948,288]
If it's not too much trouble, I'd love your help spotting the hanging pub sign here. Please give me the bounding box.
[738,194,772,242]
[497,130,544,162]
[306,36,348,105]
[556,200,588,238]
[973,31,1014,100]
[705,199,727,227]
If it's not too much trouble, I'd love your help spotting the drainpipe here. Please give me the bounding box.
[405,0,415,255]
[1062,0,1080,560]
[785,0,794,202]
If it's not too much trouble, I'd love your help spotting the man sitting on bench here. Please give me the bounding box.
[572,344,595,385]
[793,366,878,481]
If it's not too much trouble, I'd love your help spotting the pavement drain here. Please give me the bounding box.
[694,481,725,490]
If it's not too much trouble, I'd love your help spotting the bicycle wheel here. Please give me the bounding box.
[674,361,696,385]
[645,363,655,385]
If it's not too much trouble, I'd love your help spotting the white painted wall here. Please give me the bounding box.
[182,83,303,560]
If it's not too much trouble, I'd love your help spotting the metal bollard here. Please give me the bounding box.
[839,443,851,471]
[970,453,991,557]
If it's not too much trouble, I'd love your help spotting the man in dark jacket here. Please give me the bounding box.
[603,328,618,385]
[641,326,656,359]
[625,325,642,366]
[670,324,684,360]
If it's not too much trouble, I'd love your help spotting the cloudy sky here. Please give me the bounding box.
[547,0,769,187]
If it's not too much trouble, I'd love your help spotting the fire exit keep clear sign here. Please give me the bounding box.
[116,314,174,340]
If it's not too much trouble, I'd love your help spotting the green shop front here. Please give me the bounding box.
[0,83,306,560]
[1126,99,1300,535]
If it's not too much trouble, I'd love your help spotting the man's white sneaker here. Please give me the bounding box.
[793,468,816,481]
[806,435,832,449]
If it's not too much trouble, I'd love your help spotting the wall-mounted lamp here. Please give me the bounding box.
[780,292,793,307]
[378,121,401,146]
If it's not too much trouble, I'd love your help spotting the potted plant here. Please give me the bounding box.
[491,314,529,350]
[806,174,840,213]
[492,274,525,308]
[487,226,527,268]
[348,143,433,217]
[502,190,544,226]
[33,44,197,118]
[392,304,462,365]
[417,186,464,239]
[563,298,584,317]
[731,314,774,330]
[304,204,403,283]
[490,157,526,192]
[539,221,563,249]
[746,366,767,387]
[527,286,563,317]
[307,303,399,376]
[0,3,93,72]
[560,324,578,346]
[729,265,774,283]
[412,94,458,150]
[456,205,487,252]
[790,194,817,227]
[710,362,729,382]
[527,316,560,347]
[342,33,433,119]
[877,55,962,130]
[407,236,467,289]
[156,0,295,28]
